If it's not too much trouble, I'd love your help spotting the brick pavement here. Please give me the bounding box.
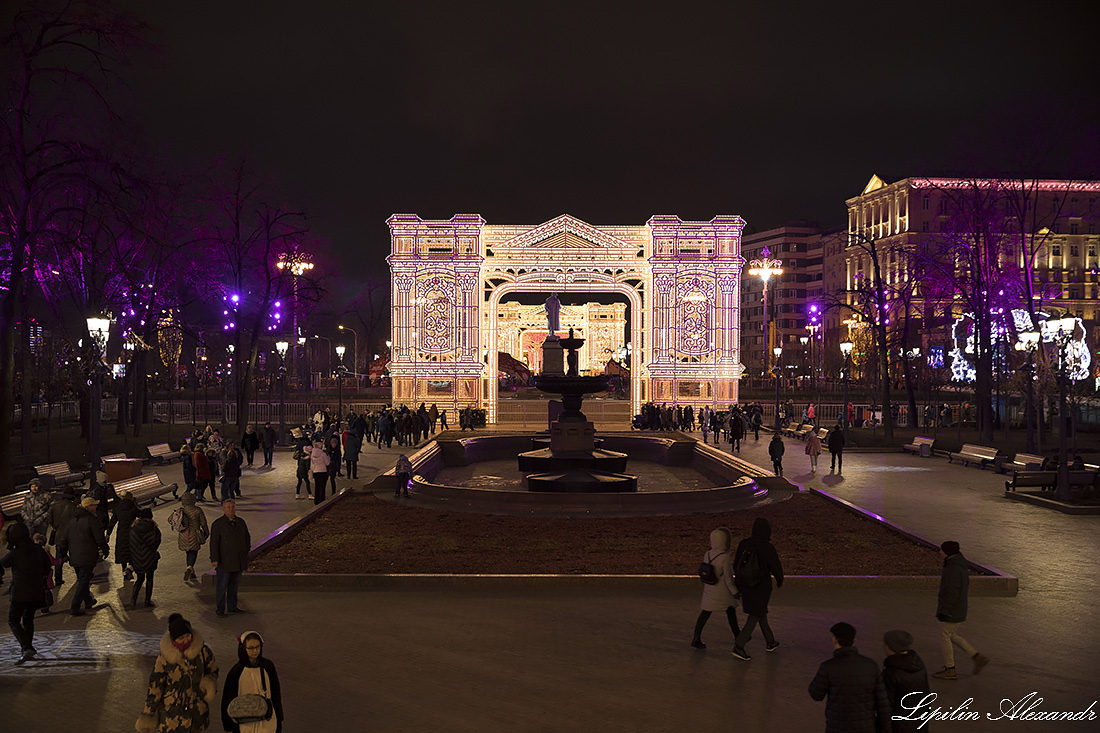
[2,429,1098,731]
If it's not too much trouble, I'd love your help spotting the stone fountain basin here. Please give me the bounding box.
[517,448,628,473]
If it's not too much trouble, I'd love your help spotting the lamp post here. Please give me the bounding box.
[86,315,112,485]
[1014,329,1040,453]
[1053,317,1077,502]
[773,345,783,430]
[275,340,289,444]
[799,336,810,387]
[806,320,821,406]
[840,339,854,444]
[338,324,359,390]
[748,246,783,381]
[276,251,314,389]
[335,344,347,422]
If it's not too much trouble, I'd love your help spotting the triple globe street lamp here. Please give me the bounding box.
[747,246,783,381]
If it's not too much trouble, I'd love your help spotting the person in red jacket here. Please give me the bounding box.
[193,444,213,502]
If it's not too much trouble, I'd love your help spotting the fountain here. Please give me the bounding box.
[518,325,637,492]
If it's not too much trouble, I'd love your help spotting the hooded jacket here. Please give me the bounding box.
[768,436,785,460]
[309,443,331,474]
[137,629,219,732]
[177,493,210,552]
[58,505,109,567]
[700,527,739,612]
[221,631,284,732]
[733,517,784,617]
[0,522,50,603]
[48,491,77,541]
[883,650,930,733]
[937,552,970,622]
[20,487,52,535]
[130,517,162,573]
[108,495,139,565]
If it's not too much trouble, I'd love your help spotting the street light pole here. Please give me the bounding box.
[338,324,359,389]
[86,315,112,487]
[748,246,783,382]
[840,339,854,445]
[335,344,347,422]
[773,346,783,430]
[276,340,289,445]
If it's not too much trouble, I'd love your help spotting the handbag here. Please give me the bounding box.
[698,551,720,585]
[227,668,273,724]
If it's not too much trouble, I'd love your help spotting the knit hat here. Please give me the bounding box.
[138,508,153,519]
[168,613,192,640]
[884,629,914,653]
[940,540,960,556]
[80,496,99,510]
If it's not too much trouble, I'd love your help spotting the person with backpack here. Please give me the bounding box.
[731,517,784,661]
[175,493,210,582]
[691,527,741,650]
[768,433,785,477]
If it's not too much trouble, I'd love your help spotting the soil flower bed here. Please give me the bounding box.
[251,491,945,576]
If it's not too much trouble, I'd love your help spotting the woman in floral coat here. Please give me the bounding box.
[137,613,219,732]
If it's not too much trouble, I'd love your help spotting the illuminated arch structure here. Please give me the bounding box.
[387,213,747,423]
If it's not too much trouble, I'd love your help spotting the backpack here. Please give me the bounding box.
[698,551,720,585]
[168,506,185,532]
[735,545,766,587]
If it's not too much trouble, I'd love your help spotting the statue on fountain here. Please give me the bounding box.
[543,293,561,337]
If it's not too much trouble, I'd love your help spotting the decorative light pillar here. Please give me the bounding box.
[86,315,112,485]
[840,339,854,444]
[772,345,783,430]
[748,246,783,378]
[275,340,289,444]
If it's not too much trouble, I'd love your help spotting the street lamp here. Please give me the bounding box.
[338,325,359,389]
[86,315,112,486]
[275,340,289,444]
[840,339,854,444]
[748,246,783,379]
[1014,329,1041,453]
[335,344,347,422]
[276,251,314,389]
[773,345,783,430]
[799,336,810,385]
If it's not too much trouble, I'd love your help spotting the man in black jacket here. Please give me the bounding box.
[259,422,277,467]
[809,622,892,733]
[828,424,846,472]
[57,496,109,616]
[933,540,990,679]
[210,499,251,617]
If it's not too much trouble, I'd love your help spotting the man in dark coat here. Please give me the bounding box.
[731,517,784,660]
[57,496,109,616]
[259,422,277,467]
[768,433,785,476]
[808,622,893,733]
[240,426,260,467]
[221,446,243,501]
[828,424,846,472]
[210,499,251,617]
[881,630,930,733]
[933,540,990,679]
[107,490,139,581]
[48,487,77,587]
[2,522,51,663]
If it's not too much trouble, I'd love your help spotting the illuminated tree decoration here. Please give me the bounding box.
[158,313,183,371]
[950,310,1092,382]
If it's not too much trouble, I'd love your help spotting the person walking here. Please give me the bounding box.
[107,490,139,581]
[805,430,822,473]
[309,440,331,505]
[20,478,52,538]
[180,444,195,499]
[344,427,362,480]
[57,496,109,616]
[129,508,161,609]
[47,486,77,588]
[293,442,313,500]
[828,424,845,473]
[193,445,212,502]
[222,445,243,502]
[808,622,893,733]
[394,454,412,498]
[210,499,252,618]
[326,434,342,496]
[178,492,209,582]
[221,631,284,733]
[731,517,784,660]
[768,433,785,477]
[259,422,277,467]
[241,426,260,468]
[136,613,219,732]
[807,402,816,426]
[690,527,741,650]
[751,407,762,441]
[882,630,930,733]
[2,522,51,664]
[933,540,990,679]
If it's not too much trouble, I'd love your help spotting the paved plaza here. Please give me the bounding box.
[2,430,1098,731]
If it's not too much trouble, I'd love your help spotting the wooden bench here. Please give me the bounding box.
[783,423,812,438]
[102,453,127,462]
[947,444,999,469]
[34,461,86,489]
[902,436,936,457]
[1006,469,1097,493]
[997,452,1046,474]
[114,472,177,506]
[0,490,29,516]
[146,443,181,464]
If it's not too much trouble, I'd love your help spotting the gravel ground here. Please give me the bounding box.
[251,490,945,575]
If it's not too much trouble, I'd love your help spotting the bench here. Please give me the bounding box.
[1006,469,1097,493]
[902,436,936,457]
[783,423,812,438]
[947,444,999,469]
[102,453,127,461]
[34,461,86,489]
[147,443,181,464]
[114,472,177,506]
[997,452,1046,474]
[0,490,29,516]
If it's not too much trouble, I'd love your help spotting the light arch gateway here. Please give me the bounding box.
[386,213,748,422]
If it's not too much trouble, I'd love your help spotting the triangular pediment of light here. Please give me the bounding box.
[862,174,887,194]
[502,214,628,249]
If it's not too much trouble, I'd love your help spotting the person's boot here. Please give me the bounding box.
[690,636,706,649]
[130,590,139,609]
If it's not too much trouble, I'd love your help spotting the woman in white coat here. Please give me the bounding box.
[691,527,741,649]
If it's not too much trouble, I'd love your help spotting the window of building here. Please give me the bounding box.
[922,196,930,210]
[1089,244,1097,258]
[1071,223,1079,236]
[1052,222,1060,234]
[1071,244,1080,257]
[938,199,948,214]
[1052,197,1060,212]
[921,221,929,232]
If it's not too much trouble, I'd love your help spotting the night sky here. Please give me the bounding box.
[123,1,1100,281]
